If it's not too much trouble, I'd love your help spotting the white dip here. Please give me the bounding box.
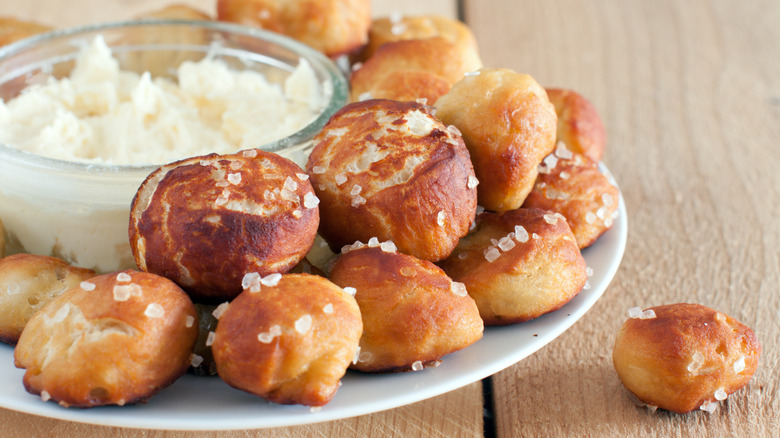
[0,36,322,165]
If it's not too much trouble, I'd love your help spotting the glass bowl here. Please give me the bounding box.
[0,20,348,273]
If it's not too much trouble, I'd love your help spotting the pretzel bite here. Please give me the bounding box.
[350,37,482,103]
[360,14,481,63]
[0,17,51,46]
[306,99,478,262]
[212,273,361,406]
[129,149,319,302]
[352,69,452,104]
[435,69,558,211]
[546,88,606,162]
[612,303,761,414]
[523,147,620,249]
[329,246,483,372]
[439,208,586,325]
[216,0,371,57]
[0,254,95,345]
[14,270,198,408]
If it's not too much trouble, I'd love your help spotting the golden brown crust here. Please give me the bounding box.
[523,149,619,249]
[350,37,481,102]
[360,15,481,63]
[0,17,52,47]
[438,208,587,325]
[306,99,477,262]
[612,303,761,414]
[546,88,606,163]
[212,274,362,406]
[216,0,371,57]
[136,4,212,20]
[328,247,483,372]
[0,254,95,345]
[435,69,558,211]
[14,270,198,408]
[129,149,319,302]
[352,69,451,104]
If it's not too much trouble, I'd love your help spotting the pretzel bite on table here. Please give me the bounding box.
[129,149,319,303]
[439,208,587,325]
[306,99,478,262]
[0,254,95,345]
[612,303,761,414]
[523,147,620,249]
[546,88,606,163]
[0,17,51,46]
[329,246,483,372]
[350,37,482,103]
[216,0,371,57]
[212,273,362,407]
[435,69,558,211]
[360,14,481,63]
[14,270,198,408]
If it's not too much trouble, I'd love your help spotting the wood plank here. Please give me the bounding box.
[464,0,780,436]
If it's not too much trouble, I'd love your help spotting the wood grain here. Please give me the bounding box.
[465,0,780,436]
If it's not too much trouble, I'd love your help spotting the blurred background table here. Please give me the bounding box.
[1,0,778,436]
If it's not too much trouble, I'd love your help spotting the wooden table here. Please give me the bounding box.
[1,0,778,436]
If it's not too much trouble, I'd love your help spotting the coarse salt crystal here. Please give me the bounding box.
[144,303,164,319]
[50,303,71,323]
[586,267,594,277]
[185,315,195,328]
[714,389,728,401]
[116,272,132,282]
[113,285,133,302]
[200,159,211,166]
[261,273,282,287]
[352,346,361,364]
[640,309,656,319]
[437,210,446,226]
[602,193,614,206]
[498,236,516,252]
[215,189,230,206]
[323,303,334,314]
[476,205,485,215]
[343,287,357,296]
[205,331,216,347]
[303,192,320,208]
[491,238,500,247]
[280,188,297,202]
[464,70,481,76]
[468,175,479,189]
[514,225,529,243]
[559,171,570,180]
[40,390,51,402]
[242,149,258,158]
[450,282,468,297]
[380,241,397,253]
[543,213,559,225]
[358,92,373,101]
[269,325,282,336]
[358,351,373,362]
[191,354,204,367]
[583,280,591,290]
[5,283,20,295]
[352,194,367,207]
[227,173,242,185]
[411,361,424,371]
[700,401,718,413]
[733,355,746,373]
[350,184,362,195]
[257,332,275,344]
[415,98,428,105]
[216,180,230,188]
[400,266,417,277]
[628,307,643,318]
[229,160,242,170]
[604,216,614,227]
[80,281,96,291]
[310,406,322,413]
[263,189,276,201]
[311,166,326,174]
[292,209,303,218]
[532,233,540,239]
[296,173,309,181]
[555,142,573,159]
[597,205,609,220]
[688,352,705,373]
[447,124,462,137]
[242,272,261,292]
[585,212,597,224]
[284,176,298,192]
[458,252,468,260]
[484,247,500,263]
[368,237,380,247]
[212,302,230,319]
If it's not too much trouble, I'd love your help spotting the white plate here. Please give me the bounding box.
[0,173,627,431]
